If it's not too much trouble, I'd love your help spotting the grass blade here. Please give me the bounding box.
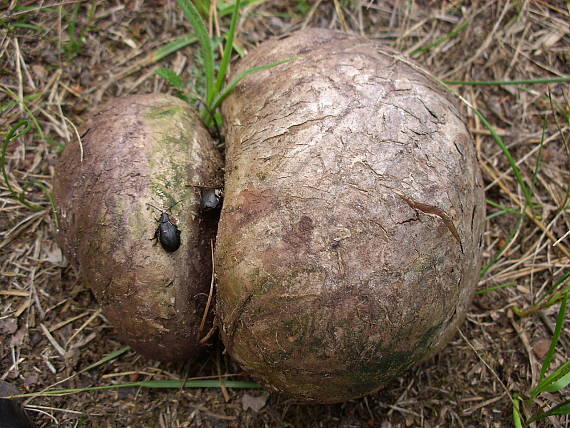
[2,88,44,139]
[540,371,570,394]
[473,108,533,204]
[476,281,517,295]
[218,0,267,17]
[176,0,215,104]
[445,76,570,86]
[10,22,47,31]
[486,199,524,220]
[193,0,210,17]
[480,213,523,277]
[512,393,524,428]
[527,400,570,424]
[215,0,241,94]
[542,272,570,307]
[155,67,186,89]
[513,272,570,317]
[0,121,44,211]
[80,346,131,374]
[152,34,198,62]
[1,121,31,195]
[17,379,261,398]
[0,93,42,113]
[210,57,297,112]
[532,360,570,398]
[410,21,470,57]
[538,294,567,382]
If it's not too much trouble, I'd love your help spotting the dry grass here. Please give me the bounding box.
[1,0,568,427]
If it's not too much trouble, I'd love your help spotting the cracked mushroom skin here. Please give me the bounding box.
[53,94,223,362]
[215,29,485,402]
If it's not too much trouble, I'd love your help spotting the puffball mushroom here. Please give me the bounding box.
[215,28,485,402]
[54,94,222,362]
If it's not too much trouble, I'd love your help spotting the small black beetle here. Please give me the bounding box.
[153,212,181,252]
[200,188,224,213]
[148,204,181,253]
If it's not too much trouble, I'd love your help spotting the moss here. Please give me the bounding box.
[345,350,415,388]
[418,321,443,348]
[147,154,190,210]
[230,262,439,401]
[144,114,194,210]
[144,105,184,120]
[245,267,282,297]
[283,316,313,346]
[126,205,151,241]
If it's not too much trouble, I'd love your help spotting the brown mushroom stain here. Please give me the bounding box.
[282,215,314,247]
[226,188,275,230]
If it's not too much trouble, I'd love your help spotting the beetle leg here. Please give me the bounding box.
[150,228,159,246]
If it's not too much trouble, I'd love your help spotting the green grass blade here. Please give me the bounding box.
[218,0,267,17]
[445,76,570,86]
[512,393,524,428]
[215,0,241,94]
[486,199,515,211]
[176,0,215,105]
[476,281,517,295]
[538,294,567,382]
[527,400,570,424]
[540,371,570,393]
[0,93,41,114]
[532,360,570,398]
[79,346,131,374]
[210,57,298,113]
[68,2,80,41]
[17,179,45,211]
[152,34,198,61]
[35,180,58,228]
[410,21,470,57]
[11,22,47,31]
[480,213,523,277]
[531,117,547,193]
[19,379,261,397]
[44,136,65,151]
[193,0,210,17]
[542,272,570,306]
[137,379,261,389]
[513,272,570,317]
[155,67,186,89]
[0,121,43,211]
[3,87,45,139]
[473,108,533,204]
[486,209,514,220]
[486,199,524,220]
[1,121,31,195]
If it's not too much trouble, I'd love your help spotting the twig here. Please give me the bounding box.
[198,239,216,340]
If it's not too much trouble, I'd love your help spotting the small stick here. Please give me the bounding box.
[198,239,216,341]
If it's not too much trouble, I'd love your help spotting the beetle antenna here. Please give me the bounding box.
[146,202,163,213]
[167,200,181,211]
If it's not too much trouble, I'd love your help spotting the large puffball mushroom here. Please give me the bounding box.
[215,29,485,402]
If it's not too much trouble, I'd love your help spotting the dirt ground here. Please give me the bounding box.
[1,0,569,427]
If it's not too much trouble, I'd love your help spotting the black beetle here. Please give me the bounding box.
[153,212,181,252]
[200,188,224,213]
[0,381,36,428]
[148,204,182,253]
